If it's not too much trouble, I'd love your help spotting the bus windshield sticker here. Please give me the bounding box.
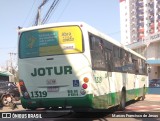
[39,32,59,47]
[19,26,82,58]
[60,44,75,50]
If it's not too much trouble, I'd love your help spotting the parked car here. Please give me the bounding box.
[149,79,160,88]
[0,81,20,106]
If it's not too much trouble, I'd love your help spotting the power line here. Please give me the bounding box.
[22,0,36,27]
[39,0,49,8]
[33,0,61,26]
[34,0,49,26]
[28,1,42,27]
[55,0,71,22]
[42,0,61,24]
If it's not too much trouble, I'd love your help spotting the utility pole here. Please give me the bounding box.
[7,53,17,74]
[35,0,48,26]
[34,0,61,26]
[38,7,41,25]
[7,52,17,82]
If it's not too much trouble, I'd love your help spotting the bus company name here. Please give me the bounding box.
[31,66,72,77]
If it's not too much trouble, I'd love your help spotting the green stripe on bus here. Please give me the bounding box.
[21,94,94,109]
[21,87,147,110]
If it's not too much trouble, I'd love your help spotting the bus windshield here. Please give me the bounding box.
[19,26,83,58]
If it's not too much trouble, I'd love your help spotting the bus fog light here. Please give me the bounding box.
[80,89,86,95]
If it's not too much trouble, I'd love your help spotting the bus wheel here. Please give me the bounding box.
[141,86,146,101]
[119,90,126,111]
[2,95,12,107]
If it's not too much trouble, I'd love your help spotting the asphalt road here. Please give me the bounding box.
[0,94,160,121]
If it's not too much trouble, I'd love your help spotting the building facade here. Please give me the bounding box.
[120,0,160,80]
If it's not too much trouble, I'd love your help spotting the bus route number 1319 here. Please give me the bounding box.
[30,91,47,98]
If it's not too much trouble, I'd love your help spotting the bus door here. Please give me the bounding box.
[133,59,139,96]
[104,49,112,105]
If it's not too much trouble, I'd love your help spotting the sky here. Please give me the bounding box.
[0,0,121,67]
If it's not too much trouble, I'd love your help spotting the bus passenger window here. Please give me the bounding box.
[89,35,105,70]
[104,49,112,71]
[113,46,121,71]
[89,36,94,50]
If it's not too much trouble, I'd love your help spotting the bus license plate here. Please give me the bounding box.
[47,87,59,92]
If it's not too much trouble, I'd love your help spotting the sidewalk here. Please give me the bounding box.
[145,94,160,101]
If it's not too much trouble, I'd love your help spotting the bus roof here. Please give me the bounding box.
[18,22,146,60]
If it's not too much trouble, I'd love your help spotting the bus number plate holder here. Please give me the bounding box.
[47,87,59,92]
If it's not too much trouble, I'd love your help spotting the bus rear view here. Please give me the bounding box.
[18,23,93,110]
[18,22,148,112]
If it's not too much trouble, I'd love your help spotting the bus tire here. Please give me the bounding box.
[2,95,12,107]
[119,90,126,111]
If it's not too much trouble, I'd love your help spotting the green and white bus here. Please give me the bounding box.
[18,22,148,111]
